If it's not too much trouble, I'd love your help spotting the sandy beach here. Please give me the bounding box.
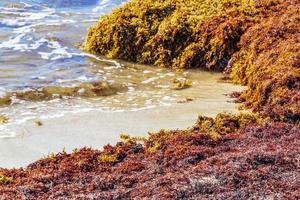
[0,0,298,199]
[0,98,238,168]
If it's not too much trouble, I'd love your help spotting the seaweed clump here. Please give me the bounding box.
[0,119,299,199]
[85,0,262,71]
[0,174,13,185]
[228,2,300,122]
[193,112,261,139]
[0,81,126,106]
[85,0,299,122]
[0,0,299,199]
[0,115,9,124]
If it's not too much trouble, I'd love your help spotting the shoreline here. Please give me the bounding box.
[0,98,239,168]
[0,0,299,198]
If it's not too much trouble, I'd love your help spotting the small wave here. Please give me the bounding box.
[35,0,99,8]
[0,126,17,139]
[0,87,6,98]
[39,47,72,60]
[93,0,126,13]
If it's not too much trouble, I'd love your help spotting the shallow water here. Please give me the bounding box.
[0,1,243,140]
[0,0,126,91]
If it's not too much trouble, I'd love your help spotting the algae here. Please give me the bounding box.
[35,120,43,127]
[0,81,126,106]
[0,1,298,198]
[0,174,13,185]
[193,112,261,138]
[85,0,299,122]
[0,122,299,198]
[85,0,262,71]
[228,3,300,122]
[0,115,9,124]
[172,78,192,90]
[177,97,193,104]
[120,133,146,144]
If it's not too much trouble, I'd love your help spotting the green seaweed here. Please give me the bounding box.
[35,120,43,127]
[172,78,192,90]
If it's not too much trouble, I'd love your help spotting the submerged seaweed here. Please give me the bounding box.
[0,81,126,106]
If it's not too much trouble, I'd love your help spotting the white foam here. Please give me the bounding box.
[142,77,159,84]
[92,0,127,13]
[92,0,111,12]
[74,52,123,68]
[38,47,72,60]
[143,70,152,74]
[0,131,17,139]
[0,87,6,98]
[0,4,78,54]
[0,19,28,27]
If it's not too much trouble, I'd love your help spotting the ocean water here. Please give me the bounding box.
[0,0,243,139]
[0,0,126,91]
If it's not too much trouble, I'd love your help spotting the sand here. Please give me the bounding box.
[0,98,238,168]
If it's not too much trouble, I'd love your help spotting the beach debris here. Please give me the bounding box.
[85,0,299,123]
[5,3,23,8]
[0,119,299,198]
[35,120,43,127]
[172,78,192,90]
[0,81,126,106]
[177,97,194,103]
[0,115,9,124]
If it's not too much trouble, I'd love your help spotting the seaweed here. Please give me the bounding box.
[97,154,118,164]
[34,120,43,127]
[0,115,9,124]
[85,0,262,71]
[0,121,298,199]
[193,112,262,137]
[172,78,193,90]
[0,174,13,185]
[228,2,300,122]
[85,0,299,122]
[0,81,126,106]
[0,0,299,198]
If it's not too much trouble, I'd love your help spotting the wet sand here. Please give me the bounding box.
[0,98,239,168]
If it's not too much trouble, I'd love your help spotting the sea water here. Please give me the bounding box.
[0,1,243,139]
